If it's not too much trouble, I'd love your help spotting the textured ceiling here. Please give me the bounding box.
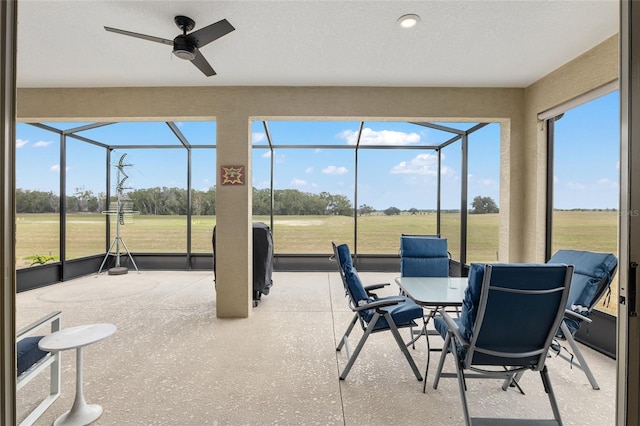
[16,0,618,88]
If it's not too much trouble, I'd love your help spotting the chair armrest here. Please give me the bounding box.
[353,295,404,312]
[564,308,593,324]
[17,311,62,341]
[364,282,390,297]
[439,310,469,348]
[364,283,389,291]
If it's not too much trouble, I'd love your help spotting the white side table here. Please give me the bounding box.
[39,323,116,426]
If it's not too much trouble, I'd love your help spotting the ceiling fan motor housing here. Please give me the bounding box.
[105,14,235,76]
[173,35,197,60]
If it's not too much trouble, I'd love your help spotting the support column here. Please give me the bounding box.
[0,0,18,424]
[215,115,252,318]
[619,2,640,424]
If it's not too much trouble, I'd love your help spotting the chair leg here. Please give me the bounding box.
[500,368,525,394]
[384,311,423,381]
[452,344,472,426]
[340,313,380,380]
[540,365,563,425]
[432,332,452,390]
[560,321,600,390]
[423,308,440,376]
[339,313,379,380]
[337,314,358,351]
[407,316,428,349]
[421,318,432,393]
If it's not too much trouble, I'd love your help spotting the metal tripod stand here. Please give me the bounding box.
[98,153,139,275]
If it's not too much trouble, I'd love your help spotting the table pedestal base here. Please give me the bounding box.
[38,324,116,426]
[54,346,104,426]
[54,403,102,426]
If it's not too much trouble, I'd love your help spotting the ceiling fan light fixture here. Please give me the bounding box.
[398,14,420,28]
[174,48,196,60]
[173,35,197,60]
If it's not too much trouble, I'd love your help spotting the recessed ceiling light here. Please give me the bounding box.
[398,14,420,29]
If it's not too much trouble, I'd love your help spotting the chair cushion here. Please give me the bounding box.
[549,250,617,309]
[336,243,353,270]
[548,250,618,334]
[17,336,48,376]
[434,316,465,358]
[458,263,485,341]
[344,266,372,307]
[432,264,484,361]
[437,263,567,366]
[401,236,448,258]
[400,236,449,277]
[368,296,424,331]
[337,243,422,330]
[434,315,457,339]
[336,244,371,305]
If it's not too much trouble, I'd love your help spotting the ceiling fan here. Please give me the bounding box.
[104,15,235,77]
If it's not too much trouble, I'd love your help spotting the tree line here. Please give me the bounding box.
[16,187,354,216]
[16,188,504,216]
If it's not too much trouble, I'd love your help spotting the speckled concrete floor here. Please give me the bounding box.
[16,271,616,425]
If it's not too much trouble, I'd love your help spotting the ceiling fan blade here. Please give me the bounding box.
[191,48,216,77]
[104,26,173,46]
[190,19,235,48]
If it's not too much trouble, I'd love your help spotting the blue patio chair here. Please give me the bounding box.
[17,311,62,426]
[400,234,452,371]
[547,249,618,390]
[432,263,573,425]
[331,242,425,381]
[400,234,449,277]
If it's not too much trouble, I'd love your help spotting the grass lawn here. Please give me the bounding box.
[16,210,619,314]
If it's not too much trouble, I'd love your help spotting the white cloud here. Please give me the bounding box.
[566,181,587,191]
[563,178,618,192]
[50,164,70,172]
[254,180,270,189]
[390,153,439,175]
[275,154,285,163]
[291,178,307,186]
[338,127,421,146]
[468,174,496,186]
[16,139,28,148]
[261,150,285,163]
[322,165,348,175]
[305,167,314,174]
[252,132,266,143]
[33,140,52,148]
[596,178,618,188]
[314,148,322,154]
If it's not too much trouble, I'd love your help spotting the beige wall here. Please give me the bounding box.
[15,37,617,316]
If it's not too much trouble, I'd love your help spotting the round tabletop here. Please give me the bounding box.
[39,323,117,352]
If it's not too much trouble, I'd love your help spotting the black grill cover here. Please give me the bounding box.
[213,222,274,304]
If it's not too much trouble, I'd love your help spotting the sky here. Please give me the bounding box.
[552,90,620,210]
[15,90,619,211]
